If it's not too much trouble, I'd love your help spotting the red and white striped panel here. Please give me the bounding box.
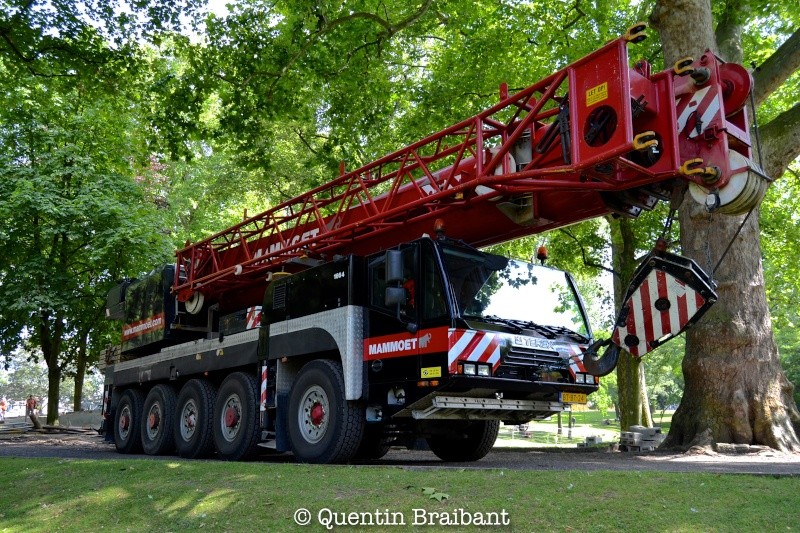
[447,329,502,373]
[102,388,110,418]
[565,344,587,377]
[612,268,706,357]
[260,363,268,412]
[246,306,262,329]
[676,85,721,140]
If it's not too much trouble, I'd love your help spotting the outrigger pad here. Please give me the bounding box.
[611,250,717,357]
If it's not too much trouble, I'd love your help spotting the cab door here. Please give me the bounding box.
[364,243,420,382]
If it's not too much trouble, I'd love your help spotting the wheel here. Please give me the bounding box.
[354,424,392,461]
[114,389,145,454]
[288,359,365,464]
[174,379,217,459]
[426,420,500,462]
[141,385,177,455]
[213,372,261,461]
[353,427,392,461]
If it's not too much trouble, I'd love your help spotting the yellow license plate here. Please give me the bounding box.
[560,392,587,404]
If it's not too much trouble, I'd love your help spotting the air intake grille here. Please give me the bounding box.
[502,346,564,368]
[273,284,287,310]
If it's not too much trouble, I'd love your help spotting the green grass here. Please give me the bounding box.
[525,409,674,436]
[497,410,676,447]
[0,457,797,532]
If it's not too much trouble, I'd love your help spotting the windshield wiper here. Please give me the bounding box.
[504,320,590,343]
[543,324,590,343]
[463,314,523,333]
[506,319,557,339]
[463,315,589,342]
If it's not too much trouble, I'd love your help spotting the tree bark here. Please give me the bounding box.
[609,217,651,428]
[38,310,64,426]
[752,28,800,108]
[651,0,800,451]
[73,331,88,412]
[640,366,654,427]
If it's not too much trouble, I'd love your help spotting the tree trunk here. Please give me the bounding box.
[639,365,654,427]
[38,310,64,426]
[609,217,651,428]
[47,364,62,425]
[73,331,88,412]
[651,0,800,451]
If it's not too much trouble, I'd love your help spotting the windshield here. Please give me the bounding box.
[441,246,590,338]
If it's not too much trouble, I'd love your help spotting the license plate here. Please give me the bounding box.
[560,392,587,404]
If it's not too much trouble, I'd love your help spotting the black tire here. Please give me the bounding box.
[426,420,500,462]
[114,389,145,454]
[174,379,217,459]
[353,427,392,461]
[141,385,177,455]
[213,372,261,461]
[288,359,365,464]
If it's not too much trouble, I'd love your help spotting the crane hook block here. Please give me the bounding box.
[582,339,621,377]
[610,250,717,358]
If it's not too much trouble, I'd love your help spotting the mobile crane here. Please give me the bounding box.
[101,24,767,463]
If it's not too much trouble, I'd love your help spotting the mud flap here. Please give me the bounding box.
[583,250,716,376]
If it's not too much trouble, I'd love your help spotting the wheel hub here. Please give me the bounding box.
[149,412,160,430]
[220,394,242,443]
[180,399,198,441]
[310,402,325,427]
[225,406,240,427]
[298,385,330,445]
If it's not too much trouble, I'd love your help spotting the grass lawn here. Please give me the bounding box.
[0,456,797,532]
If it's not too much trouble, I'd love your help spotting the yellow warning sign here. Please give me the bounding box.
[421,366,442,378]
[586,82,608,106]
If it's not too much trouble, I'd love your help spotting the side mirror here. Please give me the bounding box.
[385,286,406,306]
[386,250,403,284]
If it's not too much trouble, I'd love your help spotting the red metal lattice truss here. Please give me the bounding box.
[173,28,752,310]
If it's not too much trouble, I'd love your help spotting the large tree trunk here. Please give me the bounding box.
[651,0,800,451]
[38,310,64,426]
[609,217,652,428]
[47,364,62,425]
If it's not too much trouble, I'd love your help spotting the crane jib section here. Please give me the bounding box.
[173,28,757,309]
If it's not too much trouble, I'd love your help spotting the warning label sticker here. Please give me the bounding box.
[586,82,608,106]
[421,366,442,378]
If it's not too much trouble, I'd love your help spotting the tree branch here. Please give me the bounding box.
[714,0,749,63]
[558,228,618,277]
[759,102,800,178]
[267,1,433,95]
[295,128,320,155]
[753,27,800,108]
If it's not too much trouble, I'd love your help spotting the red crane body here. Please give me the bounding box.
[173,27,760,314]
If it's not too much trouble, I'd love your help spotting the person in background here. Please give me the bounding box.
[0,397,6,423]
[26,395,36,417]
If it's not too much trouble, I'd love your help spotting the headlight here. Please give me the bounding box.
[575,373,585,383]
[463,363,476,375]
[477,364,491,376]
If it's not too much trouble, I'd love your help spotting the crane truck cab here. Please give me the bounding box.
[259,235,596,462]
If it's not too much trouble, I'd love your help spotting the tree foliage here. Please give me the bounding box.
[1,0,799,445]
[0,0,194,422]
